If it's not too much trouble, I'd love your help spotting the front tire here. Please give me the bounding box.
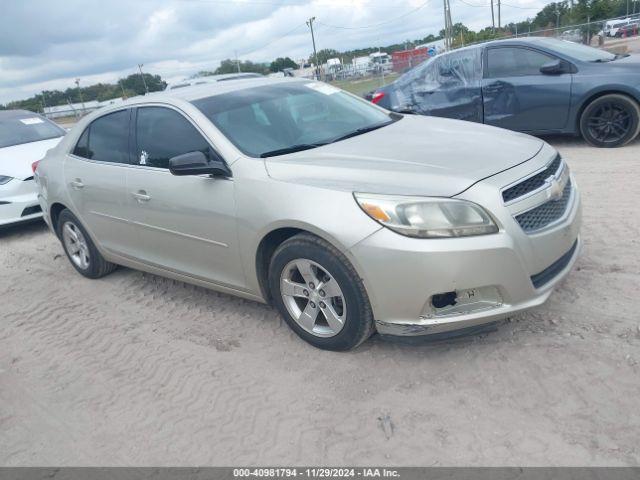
[580,94,640,148]
[57,209,117,279]
[268,233,374,351]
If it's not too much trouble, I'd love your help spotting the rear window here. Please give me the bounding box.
[0,114,65,148]
[72,110,130,164]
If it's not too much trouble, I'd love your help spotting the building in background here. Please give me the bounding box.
[43,97,127,119]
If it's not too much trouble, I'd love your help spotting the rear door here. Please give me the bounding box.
[65,109,135,255]
[389,48,483,122]
[482,46,572,132]
[424,48,483,122]
[123,105,245,290]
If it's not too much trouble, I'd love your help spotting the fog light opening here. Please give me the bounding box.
[431,291,457,309]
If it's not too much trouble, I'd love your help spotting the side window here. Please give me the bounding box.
[486,47,555,78]
[73,127,91,158]
[135,107,213,169]
[437,49,481,86]
[72,110,130,163]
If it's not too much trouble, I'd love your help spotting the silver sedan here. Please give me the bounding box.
[35,77,581,350]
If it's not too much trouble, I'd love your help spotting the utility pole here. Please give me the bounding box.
[42,90,47,117]
[306,17,320,80]
[491,0,495,32]
[119,80,127,99]
[235,51,241,73]
[444,0,453,50]
[497,0,501,29]
[74,78,86,113]
[137,63,149,94]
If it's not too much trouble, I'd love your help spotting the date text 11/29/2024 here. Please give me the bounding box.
[233,468,400,478]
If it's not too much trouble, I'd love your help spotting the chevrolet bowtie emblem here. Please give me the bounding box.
[548,177,564,201]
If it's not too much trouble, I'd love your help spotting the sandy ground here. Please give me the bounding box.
[1,136,639,466]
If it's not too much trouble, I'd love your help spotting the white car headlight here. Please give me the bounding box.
[0,175,14,185]
[354,193,498,238]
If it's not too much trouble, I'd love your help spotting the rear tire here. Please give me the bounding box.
[57,209,117,279]
[580,94,640,148]
[268,233,374,351]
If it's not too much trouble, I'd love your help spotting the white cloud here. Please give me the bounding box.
[0,0,551,104]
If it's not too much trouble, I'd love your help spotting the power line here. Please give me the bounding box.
[501,1,541,9]
[315,1,430,30]
[172,0,405,5]
[236,23,307,59]
[455,0,538,8]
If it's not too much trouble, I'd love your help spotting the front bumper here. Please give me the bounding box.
[0,179,43,227]
[349,157,582,337]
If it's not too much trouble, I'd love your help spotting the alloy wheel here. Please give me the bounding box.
[279,258,347,337]
[587,101,633,144]
[62,221,90,270]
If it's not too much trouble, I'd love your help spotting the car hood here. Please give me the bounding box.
[0,137,63,180]
[265,115,544,197]
[593,53,640,70]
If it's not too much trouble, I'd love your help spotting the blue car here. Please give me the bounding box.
[372,37,640,147]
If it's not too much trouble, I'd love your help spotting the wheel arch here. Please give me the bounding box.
[254,222,362,304]
[49,202,69,237]
[575,87,640,131]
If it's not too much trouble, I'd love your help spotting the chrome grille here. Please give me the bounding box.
[515,180,572,233]
[502,155,562,203]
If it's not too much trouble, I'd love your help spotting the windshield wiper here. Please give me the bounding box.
[328,119,396,144]
[260,143,328,158]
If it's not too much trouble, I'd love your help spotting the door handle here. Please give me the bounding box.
[70,179,84,189]
[132,191,151,202]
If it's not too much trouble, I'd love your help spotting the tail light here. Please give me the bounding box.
[371,92,385,104]
[32,160,40,174]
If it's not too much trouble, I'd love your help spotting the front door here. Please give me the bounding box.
[123,105,246,290]
[482,46,572,132]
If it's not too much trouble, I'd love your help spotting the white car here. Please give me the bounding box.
[1,110,65,227]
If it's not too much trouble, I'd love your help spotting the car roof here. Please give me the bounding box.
[437,37,566,56]
[164,72,263,90]
[0,109,46,120]
[122,76,309,107]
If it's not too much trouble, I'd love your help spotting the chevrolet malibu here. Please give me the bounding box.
[36,78,581,351]
[1,110,65,226]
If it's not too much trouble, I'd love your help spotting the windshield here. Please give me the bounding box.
[193,82,395,157]
[532,37,615,62]
[0,113,65,148]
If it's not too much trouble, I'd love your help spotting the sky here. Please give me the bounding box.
[0,0,551,104]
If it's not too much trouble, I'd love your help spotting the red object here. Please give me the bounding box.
[371,92,385,104]
[391,47,430,73]
[31,160,40,174]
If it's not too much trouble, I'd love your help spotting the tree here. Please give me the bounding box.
[214,59,269,75]
[2,72,167,112]
[120,73,166,95]
[314,48,340,65]
[269,57,298,72]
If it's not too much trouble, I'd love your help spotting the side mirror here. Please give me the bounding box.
[169,151,231,177]
[540,59,564,75]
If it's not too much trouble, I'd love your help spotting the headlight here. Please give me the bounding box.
[354,193,498,238]
[0,175,14,185]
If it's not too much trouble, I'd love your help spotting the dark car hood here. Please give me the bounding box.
[265,115,544,197]
[589,53,640,70]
